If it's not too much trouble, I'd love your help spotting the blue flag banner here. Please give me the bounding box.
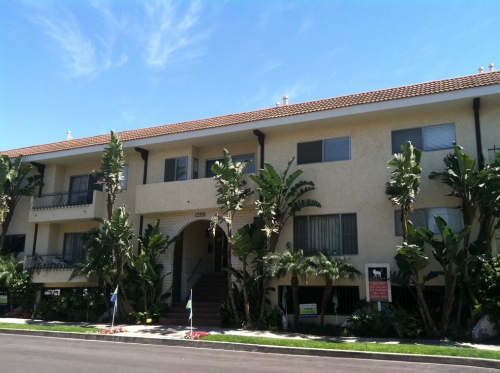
[110,286,118,308]
[186,293,192,320]
[332,290,339,314]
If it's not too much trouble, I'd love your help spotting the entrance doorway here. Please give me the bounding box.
[171,220,228,302]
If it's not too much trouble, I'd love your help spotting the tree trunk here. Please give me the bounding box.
[242,257,252,326]
[1,208,15,253]
[441,273,457,335]
[257,231,278,325]
[414,271,440,338]
[291,274,300,329]
[320,279,333,327]
[226,238,240,325]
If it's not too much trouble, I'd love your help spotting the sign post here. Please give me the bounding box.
[365,263,391,311]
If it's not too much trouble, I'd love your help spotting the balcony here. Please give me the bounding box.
[29,190,106,223]
[24,254,93,284]
[135,177,256,215]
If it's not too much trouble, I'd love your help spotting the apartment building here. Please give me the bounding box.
[2,70,500,323]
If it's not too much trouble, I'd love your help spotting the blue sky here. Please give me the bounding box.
[1,0,499,151]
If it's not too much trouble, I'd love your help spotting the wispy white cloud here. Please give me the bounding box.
[30,2,128,77]
[144,0,210,69]
[256,60,283,76]
[33,10,98,77]
[257,2,298,30]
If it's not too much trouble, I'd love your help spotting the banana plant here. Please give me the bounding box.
[417,216,471,334]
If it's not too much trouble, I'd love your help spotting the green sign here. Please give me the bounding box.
[0,295,7,306]
[299,303,317,318]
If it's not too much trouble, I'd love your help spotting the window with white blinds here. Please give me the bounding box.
[392,124,455,154]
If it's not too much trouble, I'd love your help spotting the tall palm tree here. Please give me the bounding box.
[264,244,313,328]
[309,253,361,326]
[249,158,320,323]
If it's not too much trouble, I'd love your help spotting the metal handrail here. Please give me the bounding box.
[31,190,94,210]
[24,254,84,270]
[187,258,203,282]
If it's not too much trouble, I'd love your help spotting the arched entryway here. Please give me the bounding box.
[171,220,228,303]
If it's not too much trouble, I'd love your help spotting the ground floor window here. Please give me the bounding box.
[294,214,358,255]
[278,285,359,316]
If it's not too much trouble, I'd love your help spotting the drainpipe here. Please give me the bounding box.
[30,162,45,197]
[29,162,45,257]
[134,147,149,185]
[473,98,485,170]
[32,224,38,256]
[135,147,149,253]
[253,130,265,169]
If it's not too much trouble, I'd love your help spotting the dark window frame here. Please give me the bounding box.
[391,123,455,154]
[205,153,255,178]
[63,232,87,264]
[297,136,351,165]
[394,207,462,236]
[2,234,26,254]
[293,213,358,256]
[164,156,188,182]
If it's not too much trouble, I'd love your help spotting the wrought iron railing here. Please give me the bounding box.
[24,254,84,270]
[31,191,93,210]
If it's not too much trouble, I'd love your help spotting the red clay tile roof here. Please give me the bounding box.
[3,71,500,157]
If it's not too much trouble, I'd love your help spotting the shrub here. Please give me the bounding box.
[477,255,500,330]
[391,304,423,338]
[262,307,282,330]
[346,305,397,338]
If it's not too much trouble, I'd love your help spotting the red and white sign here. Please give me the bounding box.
[365,263,392,302]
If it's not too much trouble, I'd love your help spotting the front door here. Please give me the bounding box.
[213,228,227,274]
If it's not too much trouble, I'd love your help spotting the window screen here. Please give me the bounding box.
[395,208,462,235]
[423,124,455,151]
[324,137,350,162]
[391,128,422,154]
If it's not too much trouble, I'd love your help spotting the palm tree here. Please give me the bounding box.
[386,141,440,337]
[264,244,313,328]
[249,158,320,323]
[385,141,422,243]
[93,131,124,220]
[309,253,361,327]
[210,149,253,325]
[0,155,44,251]
[0,255,23,311]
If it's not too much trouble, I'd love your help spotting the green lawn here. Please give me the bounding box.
[0,322,98,333]
[202,335,500,361]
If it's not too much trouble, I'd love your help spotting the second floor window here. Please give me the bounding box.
[394,207,462,235]
[164,157,188,182]
[391,123,455,154]
[297,137,351,165]
[205,154,255,178]
[63,232,87,264]
[69,174,101,205]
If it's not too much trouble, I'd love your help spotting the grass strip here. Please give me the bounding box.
[0,322,98,333]
[202,335,500,361]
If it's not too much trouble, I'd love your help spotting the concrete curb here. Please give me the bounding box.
[2,328,499,370]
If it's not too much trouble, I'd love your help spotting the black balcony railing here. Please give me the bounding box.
[31,190,93,210]
[24,254,84,270]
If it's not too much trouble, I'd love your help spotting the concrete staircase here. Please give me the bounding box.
[160,274,227,327]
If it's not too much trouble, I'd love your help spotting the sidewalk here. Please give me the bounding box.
[1,317,499,369]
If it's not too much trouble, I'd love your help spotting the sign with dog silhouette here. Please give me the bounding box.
[365,263,392,302]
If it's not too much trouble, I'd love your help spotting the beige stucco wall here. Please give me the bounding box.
[5,92,499,314]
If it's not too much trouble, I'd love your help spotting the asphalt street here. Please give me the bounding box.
[0,335,497,373]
